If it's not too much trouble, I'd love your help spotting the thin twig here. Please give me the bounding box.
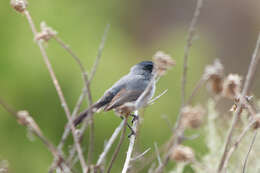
[107,118,127,173]
[50,33,92,172]
[89,24,110,82]
[53,36,90,98]
[222,120,256,171]
[242,130,258,173]
[131,148,151,162]
[96,120,125,167]
[0,98,72,172]
[154,1,204,172]
[181,0,203,107]
[218,32,260,173]
[66,25,110,166]
[122,110,139,173]
[154,142,162,167]
[49,87,88,173]
[23,10,88,173]
[148,89,168,105]
[88,24,109,164]
[186,77,205,105]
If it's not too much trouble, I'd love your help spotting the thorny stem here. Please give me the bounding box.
[218,32,260,173]
[23,10,88,173]
[106,118,127,173]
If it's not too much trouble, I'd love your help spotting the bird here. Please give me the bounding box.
[73,61,156,133]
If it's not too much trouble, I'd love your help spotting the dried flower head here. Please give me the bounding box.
[170,145,195,162]
[181,105,205,129]
[35,22,57,42]
[10,0,28,13]
[222,74,242,99]
[203,59,224,95]
[153,51,176,76]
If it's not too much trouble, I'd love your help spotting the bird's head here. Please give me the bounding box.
[130,61,154,76]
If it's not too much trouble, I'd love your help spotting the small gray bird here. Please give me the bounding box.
[73,61,156,127]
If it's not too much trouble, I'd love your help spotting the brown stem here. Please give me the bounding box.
[106,118,127,173]
[218,32,260,173]
[23,10,88,173]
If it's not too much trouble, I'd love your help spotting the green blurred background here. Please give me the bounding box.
[0,0,260,172]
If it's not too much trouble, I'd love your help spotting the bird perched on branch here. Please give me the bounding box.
[73,61,156,133]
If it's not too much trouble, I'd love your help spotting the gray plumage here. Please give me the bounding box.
[74,61,156,126]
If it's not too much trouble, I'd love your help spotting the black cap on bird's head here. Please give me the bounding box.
[131,61,154,75]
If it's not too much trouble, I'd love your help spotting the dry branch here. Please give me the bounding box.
[218,32,260,173]
[22,9,88,173]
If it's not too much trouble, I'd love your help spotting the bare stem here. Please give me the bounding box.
[242,130,258,173]
[154,1,204,172]
[218,32,260,173]
[107,118,127,173]
[96,120,125,167]
[89,24,110,82]
[181,0,203,107]
[222,120,256,171]
[23,10,88,173]
[88,24,109,164]
[0,98,71,172]
[122,111,139,173]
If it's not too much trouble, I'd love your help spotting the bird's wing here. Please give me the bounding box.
[103,88,143,111]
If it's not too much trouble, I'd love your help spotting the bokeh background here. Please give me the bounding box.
[0,0,260,172]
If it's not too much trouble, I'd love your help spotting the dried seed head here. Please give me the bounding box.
[222,74,242,99]
[203,59,224,95]
[170,145,195,162]
[181,105,205,129]
[153,51,176,76]
[35,22,57,42]
[10,0,28,13]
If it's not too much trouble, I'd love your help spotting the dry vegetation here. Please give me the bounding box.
[0,0,260,173]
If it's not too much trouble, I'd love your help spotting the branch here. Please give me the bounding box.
[222,120,256,171]
[96,120,125,167]
[218,32,260,173]
[106,118,127,173]
[181,0,203,107]
[87,24,110,164]
[89,24,110,82]
[154,0,204,172]
[0,98,71,172]
[242,130,258,173]
[122,110,139,173]
[23,10,88,173]
[131,148,151,162]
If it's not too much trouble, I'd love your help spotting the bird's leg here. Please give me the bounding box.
[119,116,136,138]
[130,113,139,124]
[126,123,135,138]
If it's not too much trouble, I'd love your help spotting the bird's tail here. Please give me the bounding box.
[73,108,91,127]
